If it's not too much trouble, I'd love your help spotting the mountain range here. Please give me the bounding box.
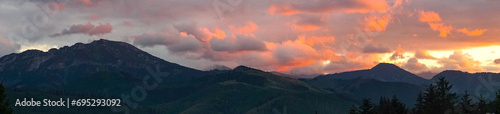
[1,39,499,113]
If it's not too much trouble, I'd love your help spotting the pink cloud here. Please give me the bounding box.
[50,22,112,37]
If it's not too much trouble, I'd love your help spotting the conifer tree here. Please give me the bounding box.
[491,90,500,113]
[360,98,375,114]
[0,83,12,114]
[413,92,424,114]
[435,77,457,113]
[460,91,473,113]
[477,94,487,114]
[391,96,408,114]
[349,105,360,114]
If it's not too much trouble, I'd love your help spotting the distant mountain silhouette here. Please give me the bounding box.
[316,63,428,85]
[430,70,500,100]
[0,39,203,89]
[150,65,352,113]
[4,39,500,113]
[0,39,352,113]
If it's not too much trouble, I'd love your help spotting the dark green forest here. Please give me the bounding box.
[349,77,500,114]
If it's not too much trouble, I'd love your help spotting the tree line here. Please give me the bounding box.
[350,77,500,114]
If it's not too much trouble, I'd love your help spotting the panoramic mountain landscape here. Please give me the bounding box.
[0,40,355,113]
[1,0,500,113]
[0,40,498,113]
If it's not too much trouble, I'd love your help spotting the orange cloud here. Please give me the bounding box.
[267,34,339,72]
[179,32,188,37]
[390,45,405,60]
[268,5,301,15]
[350,0,389,13]
[365,15,391,32]
[293,24,322,31]
[437,51,484,72]
[456,28,487,36]
[296,35,335,47]
[212,28,226,39]
[418,11,453,37]
[419,11,442,22]
[414,50,436,59]
[229,22,259,34]
[429,23,453,37]
[271,37,320,71]
[200,28,226,40]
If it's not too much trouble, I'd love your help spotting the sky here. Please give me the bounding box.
[0,0,499,78]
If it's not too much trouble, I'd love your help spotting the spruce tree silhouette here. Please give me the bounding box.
[0,83,12,114]
[435,77,457,113]
[360,98,375,114]
[349,105,360,114]
[460,91,473,113]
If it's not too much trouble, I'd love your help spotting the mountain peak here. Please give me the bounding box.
[0,39,203,88]
[89,39,122,45]
[234,65,253,70]
[431,70,470,79]
[371,63,401,70]
[321,62,428,85]
[233,65,268,73]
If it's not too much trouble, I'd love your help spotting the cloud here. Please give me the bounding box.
[418,11,488,38]
[418,11,442,22]
[436,51,483,72]
[390,45,405,60]
[4,0,500,74]
[414,50,436,59]
[50,2,66,11]
[229,22,259,34]
[362,44,391,53]
[495,59,500,64]
[456,28,487,36]
[133,31,202,54]
[272,38,318,71]
[0,35,18,56]
[324,59,374,73]
[89,14,100,20]
[122,21,132,26]
[269,0,390,15]
[210,35,267,53]
[403,58,428,71]
[173,23,223,42]
[268,5,301,15]
[292,15,325,31]
[364,14,391,32]
[132,32,180,47]
[418,11,453,37]
[167,37,202,53]
[50,22,112,37]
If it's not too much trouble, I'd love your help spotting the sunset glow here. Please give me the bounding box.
[0,0,499,77]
